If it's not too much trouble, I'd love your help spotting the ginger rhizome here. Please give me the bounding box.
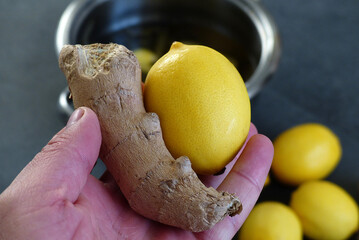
[59,43,242,232]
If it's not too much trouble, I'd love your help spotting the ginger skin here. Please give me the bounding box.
[59,43,242,232]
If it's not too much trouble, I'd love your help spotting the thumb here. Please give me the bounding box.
[8,107,102,204]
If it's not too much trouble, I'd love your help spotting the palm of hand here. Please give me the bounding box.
[0,109,272,240]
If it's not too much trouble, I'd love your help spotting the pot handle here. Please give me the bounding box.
[58,87,74,117]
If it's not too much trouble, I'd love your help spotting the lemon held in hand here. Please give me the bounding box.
[144,42,251,175]
[238,201,302,240]
[290,181,359,240]
[272,123,341,185]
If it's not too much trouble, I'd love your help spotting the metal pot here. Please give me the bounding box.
[56,0,280,116]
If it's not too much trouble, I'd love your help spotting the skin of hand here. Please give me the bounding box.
[0,107,273,240]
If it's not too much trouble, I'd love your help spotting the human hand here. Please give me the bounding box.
[0,107,273,240]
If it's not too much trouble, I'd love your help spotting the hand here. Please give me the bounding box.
[0,107,273,240]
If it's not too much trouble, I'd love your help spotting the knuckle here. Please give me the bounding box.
[34,131,85,172]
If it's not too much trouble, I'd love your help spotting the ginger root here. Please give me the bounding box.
[59,43,242,232]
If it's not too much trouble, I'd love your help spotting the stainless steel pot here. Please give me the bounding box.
[56,0,280,116]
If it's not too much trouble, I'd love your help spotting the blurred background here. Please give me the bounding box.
[0,0,358,239]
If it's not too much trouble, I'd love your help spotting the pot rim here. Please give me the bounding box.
[55,0,280,102]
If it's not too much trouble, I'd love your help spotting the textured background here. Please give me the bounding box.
[0,0,358,238]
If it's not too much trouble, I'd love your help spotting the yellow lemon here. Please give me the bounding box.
[144,42,251,175]
[264,175,270,186]
[133,48,158,74]
[238,201,302,240]
[290,180,359,240]
[272,123,341,185]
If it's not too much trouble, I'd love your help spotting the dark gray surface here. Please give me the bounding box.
[0,0,358,238]
[254,2,359,238]
[0,0,73,191]
[256,0,359,202]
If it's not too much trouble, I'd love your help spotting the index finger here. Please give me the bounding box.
[196,134,273,240]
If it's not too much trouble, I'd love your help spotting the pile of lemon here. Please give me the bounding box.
[239,123,359,240]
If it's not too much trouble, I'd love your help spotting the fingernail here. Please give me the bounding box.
[67,107,85,127]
